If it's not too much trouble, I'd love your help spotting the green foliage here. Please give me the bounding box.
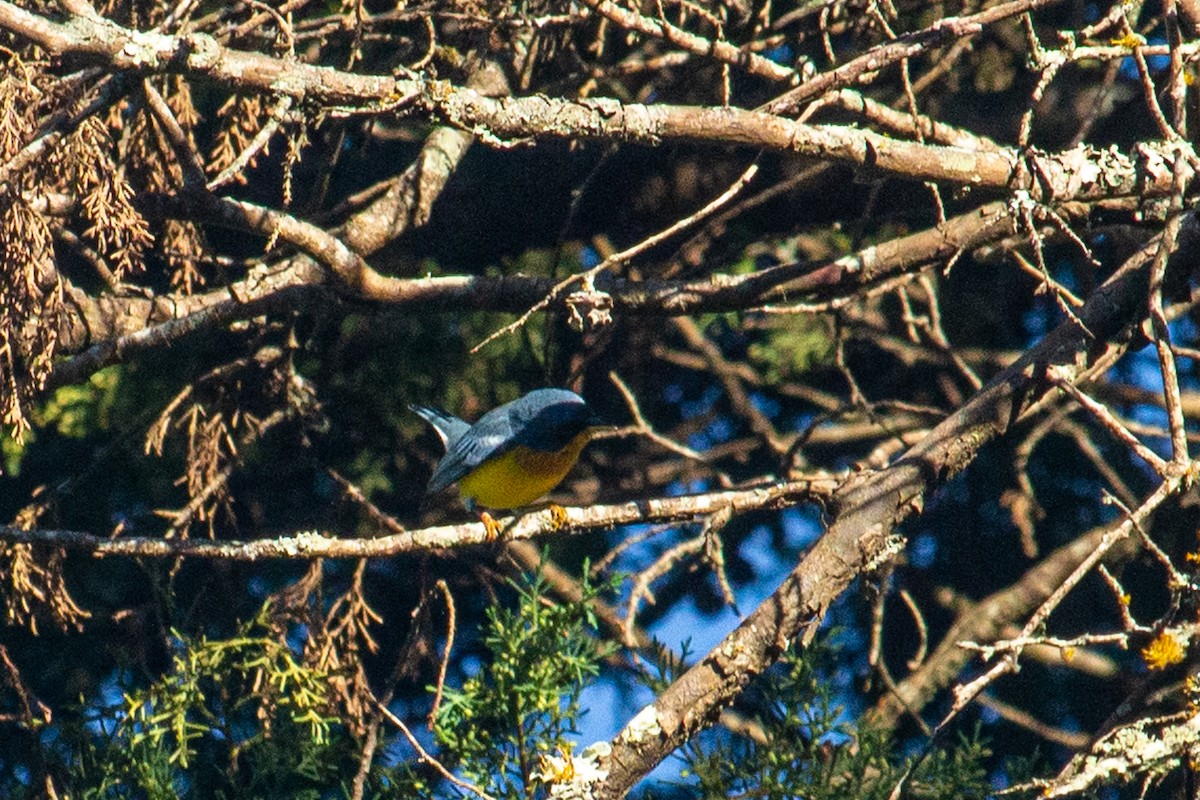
[1,367,123,474]
[433,566,618,800]
[123,628,333,767]
[62,605,350,799]
[748,319,833,382]
[0,431,24,478]
[683,645,991,800]
[40,367,123,439]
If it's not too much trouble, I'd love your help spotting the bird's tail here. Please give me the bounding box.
[409,404,471,451]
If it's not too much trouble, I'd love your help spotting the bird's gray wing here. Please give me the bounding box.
[423,405,518,494]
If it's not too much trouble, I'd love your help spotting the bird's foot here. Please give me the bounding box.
[480,511,503,542]
[548,503,570,530]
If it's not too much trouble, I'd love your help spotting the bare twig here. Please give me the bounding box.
[427,580,456,729]
[471,160,759,353]
[373,698,497,800]
[1146,155,1191,463]
[1048,369,1169,474]
[763,0,1068,115]
[580,0,797,83]
[207,95,294,191]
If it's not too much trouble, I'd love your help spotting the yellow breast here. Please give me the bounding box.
[458,431,591,510]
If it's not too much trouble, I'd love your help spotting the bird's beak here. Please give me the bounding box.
[586,410,616,436]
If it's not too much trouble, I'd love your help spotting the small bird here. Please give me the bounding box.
[411,388,604,535]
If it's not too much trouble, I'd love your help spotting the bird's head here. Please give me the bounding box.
[511,389,607,451]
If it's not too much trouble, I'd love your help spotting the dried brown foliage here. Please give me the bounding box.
[1,56,151,435]
[209,94,268,181]
[0,543,90,634]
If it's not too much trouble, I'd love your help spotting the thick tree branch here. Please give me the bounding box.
[589,220,1197,798]
[0,1,396,103]
[3,3,1192,204]
[49,197,1080,361]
